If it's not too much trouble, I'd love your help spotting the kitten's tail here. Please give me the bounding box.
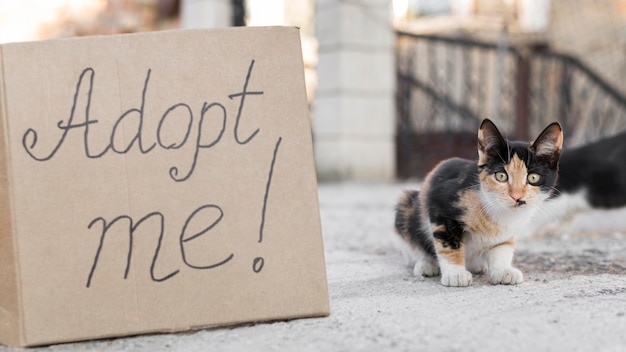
[394,190,437,258]
[395,190,420,238]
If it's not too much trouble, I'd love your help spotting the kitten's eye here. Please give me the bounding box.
[527,173,541,185]
[494,171,508,182]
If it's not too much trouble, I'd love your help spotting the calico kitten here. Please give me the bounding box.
[395,119,563,287]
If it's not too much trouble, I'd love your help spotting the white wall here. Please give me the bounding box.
[314,0,396,181]
[180,0,231,28]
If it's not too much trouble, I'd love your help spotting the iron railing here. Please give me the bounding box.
[396,30,626,178]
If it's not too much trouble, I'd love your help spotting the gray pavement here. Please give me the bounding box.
[3,182,626,351]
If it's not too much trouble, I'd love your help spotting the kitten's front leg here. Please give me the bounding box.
[486,239,523,285]
[438,258,473,287]
[433,223,472,287]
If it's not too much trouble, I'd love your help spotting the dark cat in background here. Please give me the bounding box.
[541,130,626,222]
[395,119,563,287]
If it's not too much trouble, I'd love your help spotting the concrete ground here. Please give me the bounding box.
[3,182,626,351]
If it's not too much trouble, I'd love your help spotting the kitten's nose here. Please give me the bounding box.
[510,192,526,206]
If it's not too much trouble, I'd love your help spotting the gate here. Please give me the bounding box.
[396,31,626,179]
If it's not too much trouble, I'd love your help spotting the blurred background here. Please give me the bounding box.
[0,0,624,181]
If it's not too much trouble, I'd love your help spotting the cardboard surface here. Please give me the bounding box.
[0,27,329,347]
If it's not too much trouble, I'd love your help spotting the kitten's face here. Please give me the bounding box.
[477,119,563,211]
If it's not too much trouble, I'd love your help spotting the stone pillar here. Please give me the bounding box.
[314,0,395,181]
[180,0,231,28]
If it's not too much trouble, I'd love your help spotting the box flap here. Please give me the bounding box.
[0,46,25,347]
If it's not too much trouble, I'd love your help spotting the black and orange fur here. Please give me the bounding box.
[395,119,563,286]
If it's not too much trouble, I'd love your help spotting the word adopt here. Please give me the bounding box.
[22,60,263,182]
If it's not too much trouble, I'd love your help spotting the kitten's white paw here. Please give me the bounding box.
[441,267,473,287]
[489,267,523,285]
[412,258,440,277]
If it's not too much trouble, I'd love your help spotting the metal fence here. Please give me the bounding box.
[396,30,626,179]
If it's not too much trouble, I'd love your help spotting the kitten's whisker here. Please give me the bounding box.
[549,186,562,197]
[530,201,559,223]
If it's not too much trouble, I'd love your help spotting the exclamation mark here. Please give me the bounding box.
[253,137,282,273]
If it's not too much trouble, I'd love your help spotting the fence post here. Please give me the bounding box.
[515,53,530,141]
[558,58,573,134]
[395,35,412,179]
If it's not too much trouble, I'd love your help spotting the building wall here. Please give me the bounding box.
[549,0,626,96]
[313,0,396,181]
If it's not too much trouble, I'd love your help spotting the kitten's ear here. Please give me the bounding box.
[531,122,563,159]
[477,119,505,165]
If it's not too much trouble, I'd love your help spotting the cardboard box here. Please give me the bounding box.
[0,27,329,347]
